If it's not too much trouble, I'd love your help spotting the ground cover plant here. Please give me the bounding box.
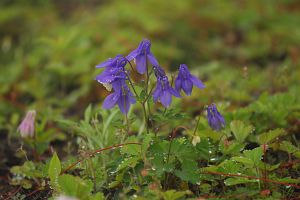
[1,0,300,199]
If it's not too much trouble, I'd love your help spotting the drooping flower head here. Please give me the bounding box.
[207,104,225,131]
[152,66,180,107]
[102,79,136,114]
[175,64,205,96]
[126,39,159,74]
[18,110,36,138]
[95,55,127,86]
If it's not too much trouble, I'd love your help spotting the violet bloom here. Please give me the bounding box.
[95,55,127,86]
[175,64,205,95]
[207,104,225,131]
[152,67,180,107]
[126,39,159,74]
[18,110,36,138]
[102,79,136,114]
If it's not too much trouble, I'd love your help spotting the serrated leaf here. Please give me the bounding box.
[257,128,286,144]
[116,156,140,172]
[120,136,141,156]
[58,174,93,198]
[243,147,263,166]
[224,177,257,186]
[230,120,254,143]
[279,141,299,154]
[175,159,199,183]
[231,156,254,167]
[161,190,190,200]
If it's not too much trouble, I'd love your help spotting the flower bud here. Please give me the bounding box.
[17,110,36,138]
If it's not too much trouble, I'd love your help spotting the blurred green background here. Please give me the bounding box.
[1,0,300,132]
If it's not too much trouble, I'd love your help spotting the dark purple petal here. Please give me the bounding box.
[169,87,181,98]
[118,94,131,114]
[135,54,147,74]
[174,77,182,92]
[96,58,113,68]
[147,53,159,67]
[207,104,225,131]
[102,93,119,109]
[182,79,193,95]
[190,75,205,89]
[160,91,172,107]
[95,72,115,83]
[152,83,162,102]
[126,49,139,61]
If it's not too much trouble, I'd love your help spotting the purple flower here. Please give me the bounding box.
[18,110,36,138]
[207,104,225,131]
[96,54,126,69]
[175,64,205,96]
[102,79,136,114]
[152,67,180,107]
[95,55,127,85]
[126,39,159,74]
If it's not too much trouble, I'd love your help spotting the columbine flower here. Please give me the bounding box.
[102,79,136,114]
[95,55,127,87]
[207,104,225,131]
[152,68,180,107]
[126,39,159,74]
[18,110,36,138]
[96,54,126,69]
[175,64,205,95]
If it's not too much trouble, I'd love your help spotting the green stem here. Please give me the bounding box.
[163,134,174,190]
[193,115,201,136]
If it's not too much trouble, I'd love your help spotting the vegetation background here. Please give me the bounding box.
[0,0,300,199]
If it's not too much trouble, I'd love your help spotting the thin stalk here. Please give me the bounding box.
[163,131,175,190]
[142,103,149,134]
[60,142,141,175]
[193,115,201,136]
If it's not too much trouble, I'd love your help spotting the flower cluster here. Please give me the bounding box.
[95,39,205,114]
[207,104,226,131]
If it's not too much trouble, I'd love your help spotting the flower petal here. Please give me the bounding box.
[152,83,162,102]
[169,87,181,98]
[182,79,193,95]
[147,53,159,67]
[96,58,113,68]
[126,49,139,61]
[160,90,172,107]
[174,77,182,92]
[135,54,147,74]
[118,94,131,114]
[190,75,205,89]
[102,92,119,109]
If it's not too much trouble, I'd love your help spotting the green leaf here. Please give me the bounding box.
[120,136,141,156]
[116,156,140,172]
[174,159,199,183]
[84,104,92,122]
[217,160,244,174]
[224,177,257,186]
[231,156,254,167]
[142,133,154,154]
[48,152,61,190]
[58,174,93,198]
[230,120,254,143]
[10,161,43,178]
[257,128,286,144]
[243,147,263,166]
[279,141,299,154]
[161,190,190,200]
